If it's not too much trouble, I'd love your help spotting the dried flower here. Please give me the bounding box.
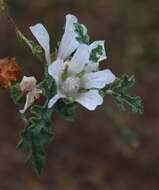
[20,76,37,94]
[0,57,20,88]
[19,76,42,113]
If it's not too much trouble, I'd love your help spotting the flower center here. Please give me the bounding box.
[61,76,80,97]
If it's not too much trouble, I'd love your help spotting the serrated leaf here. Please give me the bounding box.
[113,91,143,114]
[40,74,56,98]
[105,74,143,114]
[10,84,23,105]
[16,129,30,150]
[55,100,76,122]
[17,73,56,174]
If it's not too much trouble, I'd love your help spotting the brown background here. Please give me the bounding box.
[0,0,159,189]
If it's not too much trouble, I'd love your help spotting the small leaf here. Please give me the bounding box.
[105,74,143,114]
[10,84,23,105]
[16,30,43,61]
[40,74,56,99]
[30,41,43,61]
[16,129,30,150]
[55,100,76,122]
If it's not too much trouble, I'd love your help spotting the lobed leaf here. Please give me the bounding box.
[105,74,143,114]
[10,84,24,105]
[17,74,56,174]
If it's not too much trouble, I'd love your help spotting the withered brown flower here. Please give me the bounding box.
[19,76,42,113]
[0,57,21,88]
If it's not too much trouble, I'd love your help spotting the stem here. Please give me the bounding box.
[1,1,19,32]
[0,0,5,10]
[21,113,29,126]
[105,89,113,95]
[17,30,33,49]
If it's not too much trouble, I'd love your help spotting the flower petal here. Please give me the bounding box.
[76,90,103,111]
[20,76,37,93]
[89,41,107,63]
[20,88,42,114]
[30,24,51,64]
[19,91,35,114]
[84,62,99,73]
[48,58,64,84]
[68,44,90,74]
[58,14,79,60]
[81,69,116,89]
[68,41,106,74]
[48,93,64,108]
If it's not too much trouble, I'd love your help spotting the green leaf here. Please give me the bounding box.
[30,41,43,61]
[74,23,90,44]
[17,74,56,174]
[16,30,43,61]
[16,129,30,150]
[39,74,56,99]
[105,74,143,114]
[55,100,76,122]
[10,84,23,105]
[89,45,103,62]
[113,92,143,114]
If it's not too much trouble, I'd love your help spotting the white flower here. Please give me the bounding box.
[48,50,115,110]
[29,14,116,111]
[29,14,106,64]
[19,76,42,114]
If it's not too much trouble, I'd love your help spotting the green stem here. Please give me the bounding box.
[21,113,29,126]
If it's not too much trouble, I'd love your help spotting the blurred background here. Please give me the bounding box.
[0,0,159,189]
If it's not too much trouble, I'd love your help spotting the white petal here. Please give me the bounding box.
[89,41,107,63]
[81,69,116,89]
[68,41,106,74]
[58,14,79,60]
[48,93,64,108]
[19,92,35,114]
[20,76,37,93]
[65,14,78,30]
[19,88,42,114]
[48,58,64,84]
[76,90,103,111]
[68,44,90,74]
[30,24,51,64]
[84,62,99,73]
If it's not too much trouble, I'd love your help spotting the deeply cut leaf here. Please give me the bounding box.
[17,74,56,174]
[105,74,143,114]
